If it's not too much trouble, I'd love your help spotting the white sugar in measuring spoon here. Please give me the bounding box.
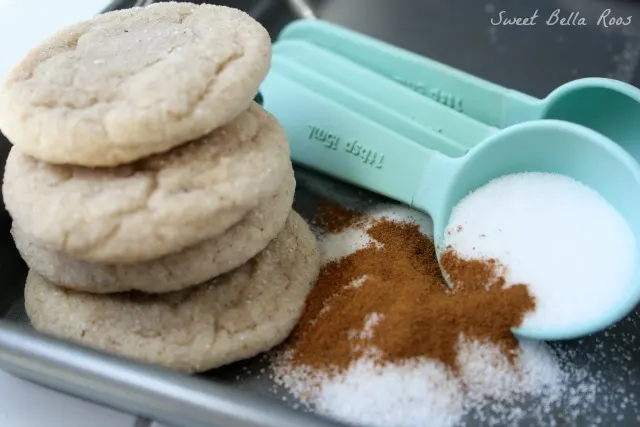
[443,172,636,335]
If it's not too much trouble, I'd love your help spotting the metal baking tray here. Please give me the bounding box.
[1,1,640,427]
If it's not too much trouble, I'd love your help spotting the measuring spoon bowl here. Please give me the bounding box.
[419,120,640,341]
[541,78,640,162]
[279,19,640,161]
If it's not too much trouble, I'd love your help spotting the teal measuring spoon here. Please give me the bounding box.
[278,19,640,161]
[272,39,498,152]
[269,54,471,158]
[260,63,640,341]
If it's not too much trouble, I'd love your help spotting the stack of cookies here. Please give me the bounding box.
[0,3,319,373]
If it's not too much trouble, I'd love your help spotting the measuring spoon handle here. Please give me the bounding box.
[271,54,469,157]
[278,19,540,128]
[273,40,497,150]
[260,63,452,212]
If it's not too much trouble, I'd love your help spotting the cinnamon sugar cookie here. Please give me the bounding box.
[25,211,320,373]
[0,2,271,166]
[3,103,291,263]
[13,173,295,293]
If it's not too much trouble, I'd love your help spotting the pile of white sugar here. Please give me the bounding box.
[273,338,567,427]
[443,172,637,330]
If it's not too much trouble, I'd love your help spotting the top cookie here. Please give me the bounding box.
[0,2,271,166]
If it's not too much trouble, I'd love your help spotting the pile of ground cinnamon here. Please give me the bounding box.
[282,203,536,373]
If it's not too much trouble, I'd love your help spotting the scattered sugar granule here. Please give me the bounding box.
[359,313,382,340]
[346,275,368,289]
[443,172,636,330]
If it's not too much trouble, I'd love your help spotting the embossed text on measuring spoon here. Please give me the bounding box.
[307,125,385,169]
[345,139,385,169]
[308,125,339,150]
[391,76,464,112]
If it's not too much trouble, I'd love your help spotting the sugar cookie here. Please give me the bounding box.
[3,103,291,263]
[25,211,320,373]
[14,173,295,293]
[0,2,271,166]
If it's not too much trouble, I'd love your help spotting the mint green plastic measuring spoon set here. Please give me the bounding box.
[278,19,640,159]
[258,19,640,341]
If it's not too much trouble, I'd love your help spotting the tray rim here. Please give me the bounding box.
[0,320,347,427]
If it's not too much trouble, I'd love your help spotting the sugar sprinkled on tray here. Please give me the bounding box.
[274,336,571,427]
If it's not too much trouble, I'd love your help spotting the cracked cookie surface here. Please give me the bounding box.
[3,103,291,263]
[13,172,295,293]
[0,2,271,166]
[25,211,320,373]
